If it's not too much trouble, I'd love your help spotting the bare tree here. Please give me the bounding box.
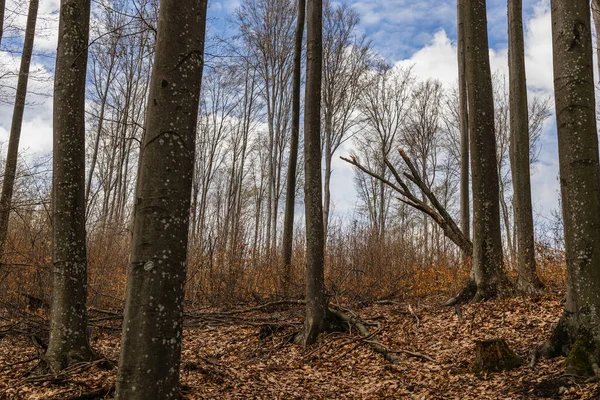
[356,65,413,238]
[508,0,543,294]
[0,0,38,263]
[457,0,470,243]
[236,0,296,256]
[536,0,600,376]
[321,0,370,240]
[454,0,512,303]
[303,0,329,345]
[116,0,208,397]
[281,0,305,295]
[45,0,95,371]
[403,79,443,262]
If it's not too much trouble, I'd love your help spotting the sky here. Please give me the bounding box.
[0,0,563,228]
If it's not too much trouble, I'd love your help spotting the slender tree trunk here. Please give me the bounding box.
[0,0,38,263]
[0,0,5,47]
[498,181,514,262]
[508,0,543,294]
[45,0,95,371]
[457,0,470,242]
[323,135,332,241]
[303,0,329,345]
[281,0,305,297]
[86,47,117,208]
[539,0,600,376]
[460,0,512,302]
[115,1,207,398]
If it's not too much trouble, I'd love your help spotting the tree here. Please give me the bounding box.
[303,0,329,345]
[457,0,470,243]
[508,0,543,294]
[0,0,38,264]
[321,0,370,240]
[235,0,296,256]
[45,0,95,371]
[115,0,208,398]
[403,79,444,262]
[356,65,413,238]
[537,0,600,376]
[281,0,305,295]
[0,0,5,46]
[454,0,512,303]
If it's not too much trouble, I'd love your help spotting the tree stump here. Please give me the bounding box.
[472,339,523,373]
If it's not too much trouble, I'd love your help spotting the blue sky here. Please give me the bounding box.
[0,0,561,228]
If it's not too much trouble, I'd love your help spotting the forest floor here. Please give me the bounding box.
[1,289,599,399]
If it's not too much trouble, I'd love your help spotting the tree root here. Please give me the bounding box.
[328,308,434,363]
[445,275,514,306]
[534,311,600,379]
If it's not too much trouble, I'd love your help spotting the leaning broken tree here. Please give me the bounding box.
[342,150,472,257]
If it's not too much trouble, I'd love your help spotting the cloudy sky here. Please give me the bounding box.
[0,0,563,226]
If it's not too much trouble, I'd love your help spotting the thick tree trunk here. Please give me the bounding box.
[539,0,600,376]
[462,0,512,302]
[457,0,470,243]
[303,0,330,345]
[115,1,207,398]
[45,0,95,371]
[281,0,305,297]
[0,0,38,263]
[508,0,543,294]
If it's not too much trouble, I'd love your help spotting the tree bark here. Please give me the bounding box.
[281,0,305,297]
[538,0,600,376]
[0,0,38,264]
[591,0,600,82]
[115,1,207,398]
[508,0,543,294]
[457,0,470,242]
[462,0,512,302]
[303,0,329,345]
[45,0,95,371]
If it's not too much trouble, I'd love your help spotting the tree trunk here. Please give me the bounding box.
[281,0,305,297]
[539,0,600,376]
[115,1,207,398]
[462,0,512,302]
[592,0,600,83]
[508,0,543,294]
[0,0,38,263]
[457,0,470,243]
[0,0,5,47]
[45,0,95,372]
[303,0,330,345]
[323,133,332,241]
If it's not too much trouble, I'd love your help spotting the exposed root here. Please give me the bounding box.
[536,311,600,379]
[444,279,477,306]
[445,273,514,306]
[328,308,434,364]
